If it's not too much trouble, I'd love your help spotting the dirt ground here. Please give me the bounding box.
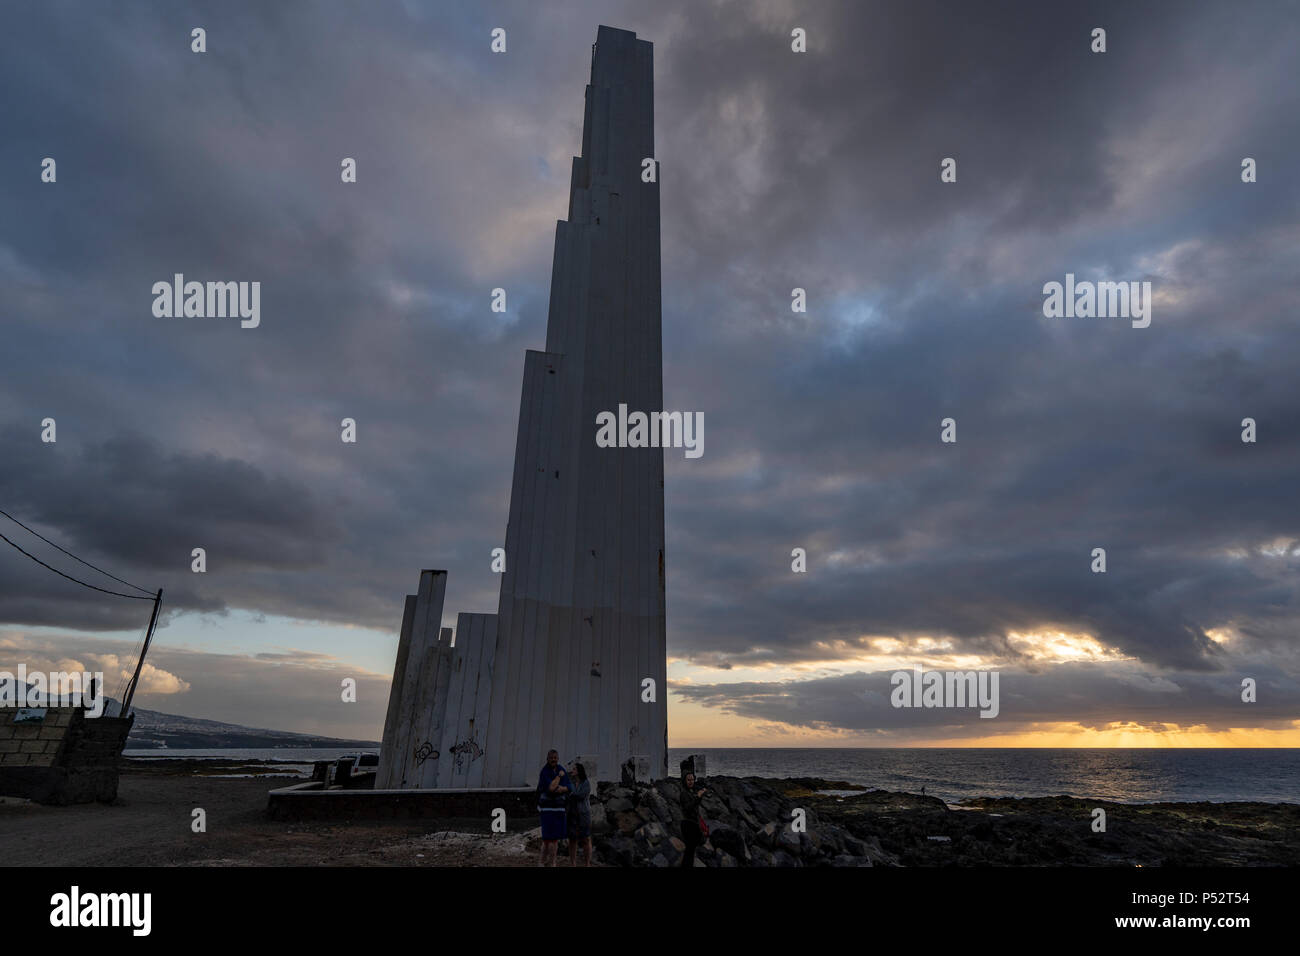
[0,770,591,867]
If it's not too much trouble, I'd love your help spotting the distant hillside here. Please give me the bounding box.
[102,698,379,750]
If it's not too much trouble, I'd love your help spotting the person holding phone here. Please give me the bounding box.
[679,770,708,867]
[537,749,571,866]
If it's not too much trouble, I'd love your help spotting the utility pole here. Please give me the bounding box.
[121,588,163,717]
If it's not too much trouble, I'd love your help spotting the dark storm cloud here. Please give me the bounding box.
[2,1,1298,734]
[650,0,1300,678]
[0,425,335,628]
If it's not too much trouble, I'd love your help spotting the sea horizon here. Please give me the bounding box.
[124,746,1300,806]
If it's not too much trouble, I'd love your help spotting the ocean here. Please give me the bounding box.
[123,746,1300,804]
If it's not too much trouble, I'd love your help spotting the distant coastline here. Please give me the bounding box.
[116,699,378,751]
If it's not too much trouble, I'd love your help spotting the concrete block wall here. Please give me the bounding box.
[0,705,74,771]
[0,708,129,804]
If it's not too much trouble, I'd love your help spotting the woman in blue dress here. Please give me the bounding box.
[537,749,571,866]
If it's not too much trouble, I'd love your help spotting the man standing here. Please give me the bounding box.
[537,749,571,866]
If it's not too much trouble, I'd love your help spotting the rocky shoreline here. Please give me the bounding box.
[6,765,1296,866]
[589,775,1300,866]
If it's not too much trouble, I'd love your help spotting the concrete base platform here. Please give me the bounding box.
[266,782,537,822]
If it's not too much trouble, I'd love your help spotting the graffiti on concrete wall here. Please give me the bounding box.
[448,737,484,772]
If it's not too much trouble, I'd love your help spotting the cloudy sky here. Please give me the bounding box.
[2,0,1298,746]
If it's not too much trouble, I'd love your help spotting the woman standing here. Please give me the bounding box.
[536,749,570,867]
[566,762,593,866]
[679,770,708,867]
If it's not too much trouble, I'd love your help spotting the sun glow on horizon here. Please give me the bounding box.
[666,627,1298,748]
[667,697,1300,749]
[669,627,1129,678]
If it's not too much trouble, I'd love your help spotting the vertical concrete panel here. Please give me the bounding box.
[446,613,492,787]
[391,572,447,787]
[488,350,573,787]
[512,356,549,785]
[463,614,497,788]
[533,345,565,775]
[375,594,416,788]
[527,351,562,787]
[414,633,454,789]
[484,353,540,786]
[434,620,470,788]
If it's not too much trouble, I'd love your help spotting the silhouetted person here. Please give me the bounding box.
[567,762,593,866]
[679,770,707,867]
[537,749,570,866]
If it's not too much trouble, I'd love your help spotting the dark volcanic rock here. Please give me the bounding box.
[709,823,749,862]
[584,775,1300,867]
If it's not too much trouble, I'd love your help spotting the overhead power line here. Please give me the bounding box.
[0,507,163,718]
[0,530,155,600]
[0,508,153,595]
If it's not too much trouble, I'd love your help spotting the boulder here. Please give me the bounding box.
[599,835,637,867]
[644,788,672,823]
[749,794,784,822]
[820,826,845,853]
[665,800,685,825]
[637,821,668,846]
[709,824,750,862]
[659,839,682,866]
[735,806,762,829]
[842,834,871,856]
[656,779,682,802]
[591,774,930,867]
[725,793,752,815]
[777,827,801,854]
[700,794,729,820]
